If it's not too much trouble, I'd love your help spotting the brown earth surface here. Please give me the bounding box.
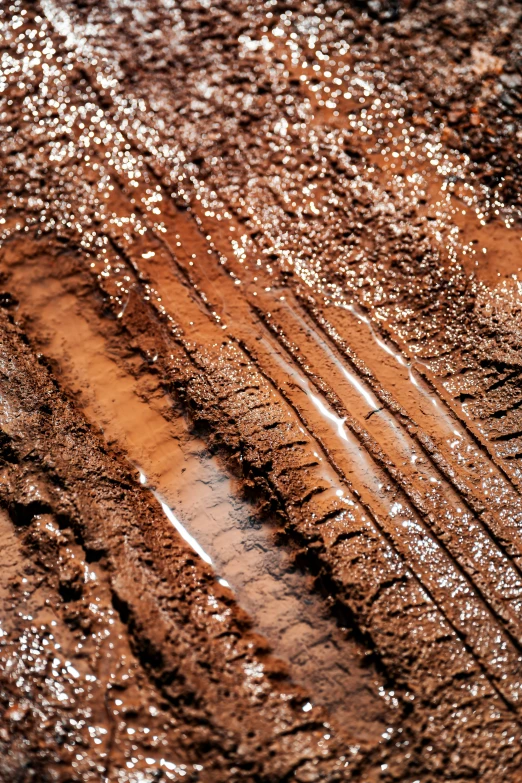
[1,1,522,781]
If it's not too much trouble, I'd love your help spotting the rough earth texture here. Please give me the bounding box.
[1,1,522,781]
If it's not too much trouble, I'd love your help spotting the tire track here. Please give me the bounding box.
[141,179,522,669]
[90,190,522,715]
[66,133,522,715]
[0,305,350,782]
[38,0,522,504]
[262,300,522,618]
[178,173,522,582]
[6,13,520,716]
[1,243,391,742]
[6,2,522,779]
[74,221,522,775]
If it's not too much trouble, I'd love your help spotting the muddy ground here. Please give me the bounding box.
[1,1,522,781]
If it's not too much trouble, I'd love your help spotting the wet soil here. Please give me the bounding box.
[2,1,522,781]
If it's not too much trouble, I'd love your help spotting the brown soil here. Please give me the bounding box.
[2,1,522,781]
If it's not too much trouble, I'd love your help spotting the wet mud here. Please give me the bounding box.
[2,1,522,781]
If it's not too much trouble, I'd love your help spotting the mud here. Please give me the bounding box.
[2,1,522,781]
